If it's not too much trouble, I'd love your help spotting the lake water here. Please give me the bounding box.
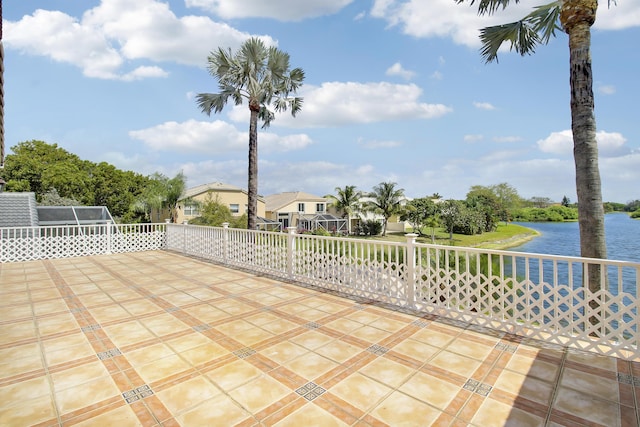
[513,213,640,263]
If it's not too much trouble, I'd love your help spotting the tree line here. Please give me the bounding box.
[0,140,187,223]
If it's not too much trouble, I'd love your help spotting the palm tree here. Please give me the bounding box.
[326,185,363,234]
[365,182,405,236]
[457,0,610,293]
[196,37,304,230]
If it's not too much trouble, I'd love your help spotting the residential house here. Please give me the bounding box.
[175,182,267,226]
[352,196,413,233]
[265,192,347,233]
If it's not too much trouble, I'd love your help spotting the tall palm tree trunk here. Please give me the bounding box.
[562,0,607,326]
[247,107,259,230]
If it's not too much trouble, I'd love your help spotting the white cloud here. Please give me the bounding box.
[464,134,483,143]
[473,101,496,111]
[129,119,313,154]
[537,130,629,157]
[597,84,616,95]
[4,0,275,79]
[185,0,354,21]
[370,0,640,48]
[430,71,444,80]
[386,62,416,80]
[228,81,452,128]
[358,138,403,149]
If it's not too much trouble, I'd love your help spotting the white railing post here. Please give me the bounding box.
[405,234,418,309]
[106,221,112,254]
[287,226,297,280]
[222,223,230,264]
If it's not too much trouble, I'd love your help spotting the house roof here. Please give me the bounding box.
[181,182,245,200]
[0,192,39,227]
[265,192,327,212]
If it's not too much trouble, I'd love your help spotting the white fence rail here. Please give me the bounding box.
[0,223,166,262]
[2,222,638,358]
[166,224,640,359]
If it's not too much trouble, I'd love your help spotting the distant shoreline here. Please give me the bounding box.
[473,230,541,250]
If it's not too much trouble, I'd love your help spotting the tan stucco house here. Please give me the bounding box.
[174,182,266,225]
[265,191,347,233]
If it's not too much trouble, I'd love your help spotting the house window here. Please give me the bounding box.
[184,204,199,216]
[298,203,305,213]
[230,204,239,214]
[316,203,325,213]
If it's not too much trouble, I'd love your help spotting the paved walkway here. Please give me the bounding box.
[0,251,638,426]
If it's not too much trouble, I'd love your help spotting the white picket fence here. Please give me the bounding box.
[2,222,639,359]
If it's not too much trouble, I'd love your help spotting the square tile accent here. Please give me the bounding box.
[81,324,102,332]
[70,307,85,313]
[295,382,326,401]
[617,373,632,384]
[463,379,492,396]
[97,348,122,360]
[367,344,389,356]
[233,347,256,359]
[165,306,180,313]
[304,322,321,330]
[411,320,429,328]
[495,342,518,353]
[193,324,211,332]
[122,384,154,404]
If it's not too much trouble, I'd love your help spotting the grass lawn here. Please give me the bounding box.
[366,223,539,250]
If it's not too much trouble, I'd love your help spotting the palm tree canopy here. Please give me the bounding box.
[327,185,362,218]
[366,182,405,218]
[456,0,616,62]
[196,37,304,128]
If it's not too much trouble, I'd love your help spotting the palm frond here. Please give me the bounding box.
[195,93,228,115]
[455,0,520,15]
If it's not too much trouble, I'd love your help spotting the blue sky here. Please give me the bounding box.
[4,0,640,203]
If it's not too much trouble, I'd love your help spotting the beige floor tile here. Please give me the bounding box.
[233,327,275,347]
[315,340,363,363]
[2,304,33,320]
[505,354,560,383]
[51,360,110,391]
[185,288,223,301]
[215,300,255,316]
[162,291,200,306]
[213,319,256,336]
[399,371,461,410]
[77,292,114,306]
[177,394,250,426]
[0,394,56,426]
[360,357,416,388]
[0,319,37,343]
[262,342,309,364]
[274,402,348,427]
[230,375,292,414]
[284,352,338,381]
[72,404,142,427]
[103,321,156,347]
[290,330,335,350]
[90,305,131,323]
[330,373,393,412]
[43,333,91,354]
[371,390,443,426]
[120,300,162,316]
[471,397,545,427]
[181,342,229,366]
[566,350,617,371]
[494,370,555,405]
[206,359,263,392]
[350,325,392,343]
[446,337,495,361]
[46,341,95,366]
[410,328,456,348]
[125,343,175,367]
[323,318,364,334]
[345,310,381,325]
[140,315,190,337]
[156,376,222,415]
[391,338,439,362]
[560,367,619,398]
[429,351,481,378]
[0,375,51,406]
[165,332,212,353]
[136,354,192,384]
[260,318,300,335]
[183,305,230,323]
[55,375,120,415]
[36,313,79,336]
[554,386,620,425]
[369,317,409,333]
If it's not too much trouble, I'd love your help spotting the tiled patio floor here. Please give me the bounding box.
[1,251,638,426]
